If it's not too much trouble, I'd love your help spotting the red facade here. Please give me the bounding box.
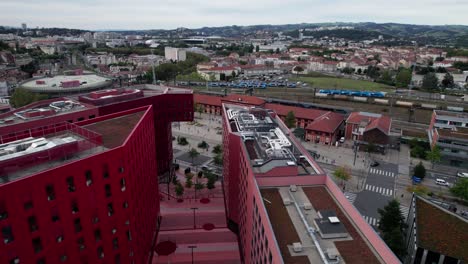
[0,87,193,264]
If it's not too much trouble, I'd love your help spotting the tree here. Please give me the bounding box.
[293,66,304,76]
[175,183,184,198]
[413,162,426,179]
[293,127,306,140]
[426,146,441,169]
[255,45,259,53]
[275,48,280,54]
[195,182,205,191]
[333,166,351,188]
[177,136,188,146]
[185,177,193,188]
[378,199,407,259]
[231,70,236,78]
[342,67,354,74]
[441,73,454,88]
[197,141,209,150]
[212,144,222,154]
[285,111,296,128]
[379,70,394,86]
[366,65,380,79]
[188,148,200,165]
[213,154,223,165]
[395,68,412,88]
[421,72,439,91]
[194,103,203,117]
[9,88,48,108]
[450,178,468,201]
[357,68,362,74]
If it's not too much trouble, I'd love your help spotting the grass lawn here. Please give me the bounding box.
[292,76,394,92]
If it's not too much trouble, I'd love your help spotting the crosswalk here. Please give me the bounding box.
[369,168,395,178]
[400,205,410,221]
[344,192,357,204]
[364,184,393,196]
[363,215,379,227]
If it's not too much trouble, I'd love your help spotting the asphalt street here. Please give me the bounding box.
[353,161,399,228]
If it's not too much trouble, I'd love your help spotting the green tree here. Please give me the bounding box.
[333,166,351,188]
[284,111,296,128]
[177,136,188,146]
[366,65,380,79]
[197,141,209,150]
[194,103,203,117]
[441,73,454,88]
[450,178,468,201]
[293,127,306,140]
[395,68,412,88]
[185,177,193,188]
[212,144,222,154]
[255,45,259,53]
[293,66,304,76]
[213,154,223,165]
[378,199,407,259]
[175,183,184,198]
[413,162,426,179]
[195,182,205,191]
[342,67,354,74]
[426,146,441,169]
[9,88,48,108]
[379,70,394,86]
[421,72,439,91]
[188,148,200,165]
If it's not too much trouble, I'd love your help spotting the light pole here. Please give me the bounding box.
[190,207,198,229]
[188,245,197,264]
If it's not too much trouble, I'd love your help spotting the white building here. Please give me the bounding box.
[165,47,186,62]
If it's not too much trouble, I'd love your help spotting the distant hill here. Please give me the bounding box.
[117,22,468,47]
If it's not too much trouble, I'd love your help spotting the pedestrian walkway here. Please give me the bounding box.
[363,215,380,227]
[369,168,395,178]
[344,192,357,204]
[400,205,410,220]
[364,184,393,196]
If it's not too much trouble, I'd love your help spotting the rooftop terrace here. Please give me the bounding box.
[437,127,468,140]
[435,110,468,119]
[225,104,320,176]
[0,99,92,127]
[261,186,381,264]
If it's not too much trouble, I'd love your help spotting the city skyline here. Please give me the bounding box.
[0,0,467,30]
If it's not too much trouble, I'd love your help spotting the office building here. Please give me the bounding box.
[0,85,193,264]
[221,103,399,263]
[428,110,468,168]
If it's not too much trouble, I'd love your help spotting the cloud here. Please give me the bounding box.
[0,0,466,30]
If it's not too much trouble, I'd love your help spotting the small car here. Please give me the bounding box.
[435,179,449,186]
[370,161,380,167]
[456,172,468,178]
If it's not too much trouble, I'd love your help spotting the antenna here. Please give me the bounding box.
[151,49,156,85]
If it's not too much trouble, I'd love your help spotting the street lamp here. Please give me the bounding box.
[190,207,198,229]
[188,245,197,264]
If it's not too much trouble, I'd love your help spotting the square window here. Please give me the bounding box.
[24,201,33,210]
[32,237,42,253]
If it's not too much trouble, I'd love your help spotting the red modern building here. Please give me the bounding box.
[222,103,400,263]
[345,111,392,148]
[0,85,193,264]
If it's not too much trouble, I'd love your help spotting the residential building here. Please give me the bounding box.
[0,85,193,264]
[428,110,468,168]
[404,195,468,264]
[198,66,239,81]
[164,47,186,62]
[222,104,400,263]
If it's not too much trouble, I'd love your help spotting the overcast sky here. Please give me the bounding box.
[1,0,467,30]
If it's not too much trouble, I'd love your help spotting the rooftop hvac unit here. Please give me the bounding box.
[327,248,339,260]
[283,197,291,205]
[290,185,298,192]
[303,202,312,210]
[293,242,303,253]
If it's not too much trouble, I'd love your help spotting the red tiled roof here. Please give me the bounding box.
[364,115,391,135]
[194,94,223,106]
[223,94,265,106]
[306,112,344,133]
[265,103,327,120]
[346,112,391,135]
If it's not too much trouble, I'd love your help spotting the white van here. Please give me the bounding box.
[435,179,449,186]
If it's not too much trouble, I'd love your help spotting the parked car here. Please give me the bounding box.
[370,161,380,167]
[435,178,449,186]
[456,172,468,178]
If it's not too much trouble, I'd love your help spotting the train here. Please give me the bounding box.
[318,89,385,98]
